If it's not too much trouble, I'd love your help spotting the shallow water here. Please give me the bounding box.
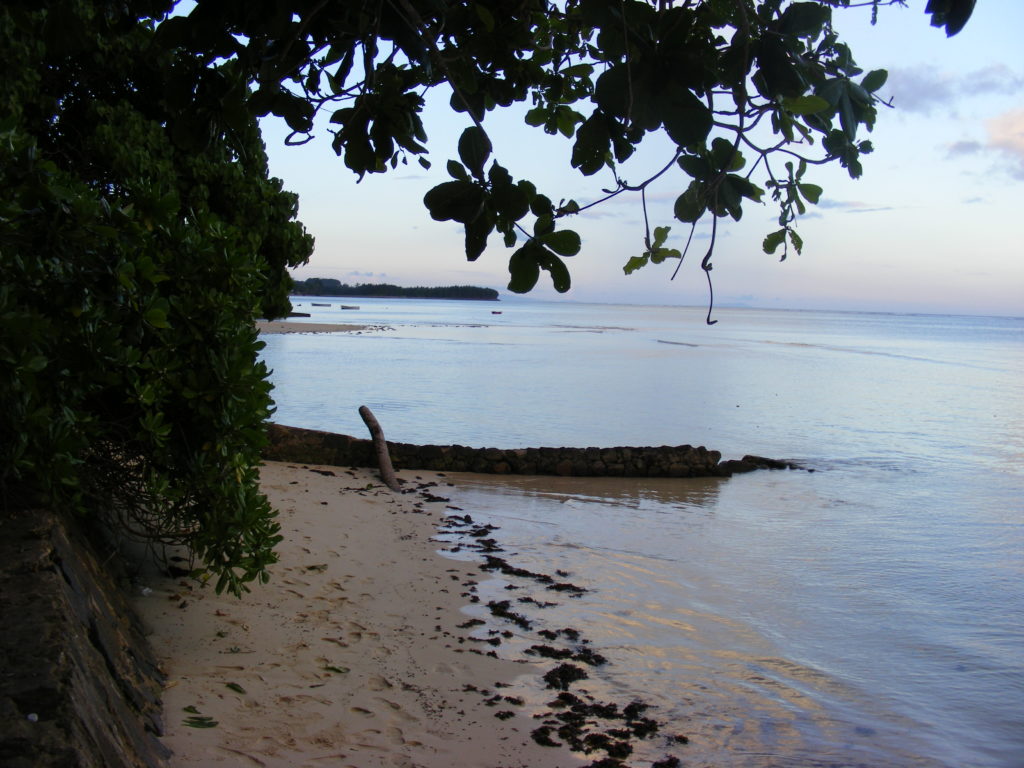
[261,299,1024,766]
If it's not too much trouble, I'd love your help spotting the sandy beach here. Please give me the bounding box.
[132,462,581,768]
[256,320,365,334]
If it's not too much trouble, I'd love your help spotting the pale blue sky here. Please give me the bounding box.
[264,2,1024,317]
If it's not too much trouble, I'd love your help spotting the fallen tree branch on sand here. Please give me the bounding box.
[358,406,402,491]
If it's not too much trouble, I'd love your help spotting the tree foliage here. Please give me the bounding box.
[1,1,312,594]
[1,0,972,591]
[157,0,972,320]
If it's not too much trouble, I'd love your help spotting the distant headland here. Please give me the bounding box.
[291,278,499,301]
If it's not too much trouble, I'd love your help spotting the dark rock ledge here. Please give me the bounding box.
[264,423,802,478]
[0,509,169,768]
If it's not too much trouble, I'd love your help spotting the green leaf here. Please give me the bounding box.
[778,3,831,38]
[446,160,468,180]
[465,214,493,261]
[594,64,631,119]
[183,716,218,729]
[226,682,246,694]
[861,69,888,93]
[623,255,649,275]
[507,246,541,293]
[677,154,710,179]
[458,126,491,179]
[571,113,611,176]
[144,307,170,328]
[538,249,572,293]
[788,229,804,255]
[533,214,554,237]
[782,95,830,115]
[25,356,48,373]
[542,229,581,256]
[763,228,786,255]
[797,183,822,204]
[674,181,706,223]
[649,247,681,265]
[711,137,743,171]
[660,88,713,148]
[423,181,485,223]
[525,107,548,127]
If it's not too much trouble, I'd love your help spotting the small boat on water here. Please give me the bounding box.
[311,302,331,307]
[340,305,360,310]
[491,310,503,314]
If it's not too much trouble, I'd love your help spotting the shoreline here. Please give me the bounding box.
[133,462,576,767]
[256,320,366,334]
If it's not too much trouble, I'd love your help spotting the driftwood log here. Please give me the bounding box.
[358,405,401,491]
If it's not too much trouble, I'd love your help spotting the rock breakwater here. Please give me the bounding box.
[264,424,799,477]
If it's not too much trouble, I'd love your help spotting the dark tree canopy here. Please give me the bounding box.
[160,0,974,317]
[1,0,312,594]
[0,0,973,592]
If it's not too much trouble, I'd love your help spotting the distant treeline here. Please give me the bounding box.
[291,278,499,301]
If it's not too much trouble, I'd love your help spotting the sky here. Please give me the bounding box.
[262,2,1024,317]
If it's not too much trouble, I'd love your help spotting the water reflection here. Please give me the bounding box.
[442,472,973,767]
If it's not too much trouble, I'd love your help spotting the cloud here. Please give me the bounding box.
[885,64,1024,115]
[962,65,1024,96]
[947,140,982,157]
[986,109,1024,179]
[817,199,896,214]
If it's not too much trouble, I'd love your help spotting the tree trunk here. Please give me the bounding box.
[358,405,401,491]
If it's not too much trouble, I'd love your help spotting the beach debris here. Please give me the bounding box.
[358,405,402,491]
[486,600,533,631]
[182,706,218,729]
[436,493,688,765]
[542,663,589,690]
[531,725,563,747]
[526,644,608,666]
[225,682,246,694]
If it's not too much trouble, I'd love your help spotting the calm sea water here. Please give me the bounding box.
[260,298,1024,767]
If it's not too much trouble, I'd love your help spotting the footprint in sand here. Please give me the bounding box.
[366,675,392,691]
[385,725,423,746]
[375,698,418,722]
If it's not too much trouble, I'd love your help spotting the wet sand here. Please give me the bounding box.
[256,320,365,334]
[132,462,577,767]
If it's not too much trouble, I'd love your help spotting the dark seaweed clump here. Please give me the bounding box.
[542,663,589,690]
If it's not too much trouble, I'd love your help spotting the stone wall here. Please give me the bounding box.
[264,423,798,477]
[0,509,169,768]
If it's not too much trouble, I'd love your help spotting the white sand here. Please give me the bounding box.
[133,462,576,767]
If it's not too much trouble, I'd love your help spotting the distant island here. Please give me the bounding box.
[291,278,499,301]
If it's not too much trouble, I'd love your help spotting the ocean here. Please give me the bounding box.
[259,298,1024,767]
